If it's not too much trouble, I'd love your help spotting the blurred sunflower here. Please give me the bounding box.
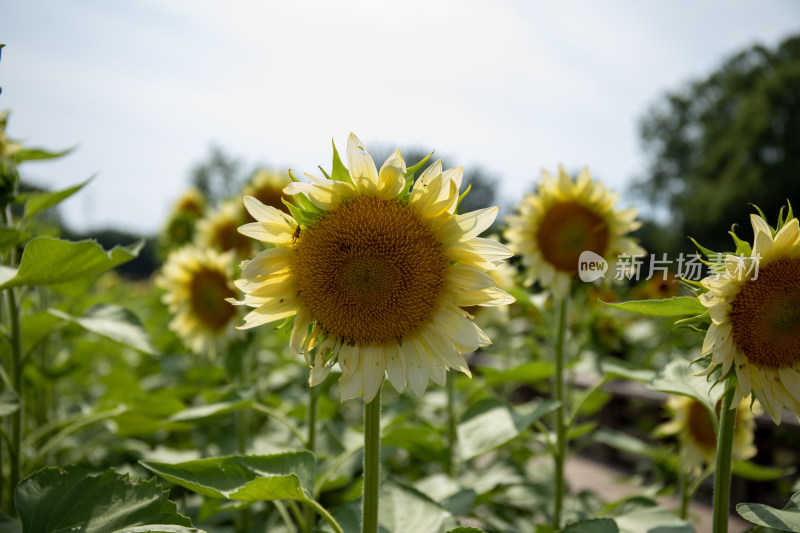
[504,166,643,298]
[196,199,253,258]
[656,395,758,473]
[157,246,240,355]
[161,188,207,251]
[632,271,681,300]
[230,134,514,402]
[244,169,292,214]
[698,211,800,423]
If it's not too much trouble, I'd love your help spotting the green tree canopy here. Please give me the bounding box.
[635,34,800,256]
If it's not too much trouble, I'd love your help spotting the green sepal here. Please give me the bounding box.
[404,152,434,179]
[331,140,352,184]
[728,227,752,257]
[288,169,300,183]
[13,146,73,164]
[673,310,710,328]
[776,200,794,232]
[318,166,331,180]
[292,190,322,215]
[456,183,472,209]
[689,237,719,259]
[281,198,319,227]
[749,204,771,234]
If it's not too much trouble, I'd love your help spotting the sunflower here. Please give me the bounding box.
[656,395,758,473]
[160,188,207,251]
[230,134,514,402]
[157,246,241,355]
[504,166,643,298]
[698,210,800,423]
[244,169,293,214]
[196,199,253,258]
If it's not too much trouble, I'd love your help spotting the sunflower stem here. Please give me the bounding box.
[304,385,319,533]
[711,383,737,533]
[445,373,458,477]
[553,297,568,530]
[678,466,690,520]
[362,385,382,533]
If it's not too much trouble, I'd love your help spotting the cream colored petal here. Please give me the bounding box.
[309,351,332,386]
[347,133,379,193]
[414,160,443,191]
[773,218,800,252]
[339,361,364,402]
[447,265,496,291]
[241,247,292,278]
[238,297,299,329]
[439,207,498,243]
[238,222,291,245]
[405,337,429,397]
[384,343,407,393]
[243,195,295,227]
[361,344,385,403]
[234,271,293,297]
[448,237,513,263]
[778,366,800,400]
[750,214,772,236]
[442,166,464,189]
[752,229,774,260]
[284,181,353,211]
[378,150,407,200]
[289,308,311,355]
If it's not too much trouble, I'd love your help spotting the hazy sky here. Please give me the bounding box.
[2,1,799,234]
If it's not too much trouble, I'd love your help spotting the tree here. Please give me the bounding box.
[635,35,800,256]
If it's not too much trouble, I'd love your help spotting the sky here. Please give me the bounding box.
[1,1,799,235]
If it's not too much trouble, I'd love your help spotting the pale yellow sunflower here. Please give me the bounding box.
[157,246,241,355]
[504,166,644,298]
[698,211,800,423]
[196,199,253,258]
[173,187,206,218]
[229,134,514,402]
[244,170,293,215]
[161,188,207,251]
[656,395,758,474]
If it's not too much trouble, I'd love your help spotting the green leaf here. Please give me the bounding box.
[13,146,73,163]
[593,429,660,460]
[23,178,91,220]
[331,480,458,533]
[0,238,142,291]
[737,491,800,531]
[648,357,721,413]
[0,392,19,417]
[600,358,655,383]
[561,518,618,533]
[113,527,203,533]
[614,506,694,533]
[15,466,193,533]
[50,304,156,355]
[140,452,315,502]
[168,398,254,423]
[478,361,554,386]
[732,459,795,481]
[446,528,487,533]
[457,398,559,460]
[602,297,706,317]
[0,225,31,253]
[0,514,22,533]
[21,311,61,358]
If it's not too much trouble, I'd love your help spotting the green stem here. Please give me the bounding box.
[251,402,306,444]
[552,297,568,530]
[445,373,457,477]
[6,286,22,517]
[303,496,345,533]
[712,384,737,533]
[678,466,689,520]
[304,386,319,533]
[362,386,381,533]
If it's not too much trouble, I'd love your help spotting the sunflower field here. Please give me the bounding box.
[2,36,800,533]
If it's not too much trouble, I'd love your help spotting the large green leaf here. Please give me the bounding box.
[737,491,800,531]
[168,398,254,423]
[50,304,156,355]
[0,238,142,290]
[600,358,654,383]
[457,398,559,460]
[140,452,315,502]
[603,297,706,317]
[0,392,19,417]
[15,466,194,533]
[23,178,91,220]
[648,357,721,413]
[732,459,795,481]
[331,480,458,533]
[446,528,487,533]
[478,361,554,385]
[614,506,694,533]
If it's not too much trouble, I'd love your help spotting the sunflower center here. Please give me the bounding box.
[729,257,800,368]
[687,401,716,450]
[189,267,237,330]
[292,196,449,344]
[535,201,609,272]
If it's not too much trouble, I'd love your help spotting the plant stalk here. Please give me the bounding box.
[552,297,568,530]
[711,384,737,533]
[445,373,458,477]
[362,385,381,533]
[304,385,319,533]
